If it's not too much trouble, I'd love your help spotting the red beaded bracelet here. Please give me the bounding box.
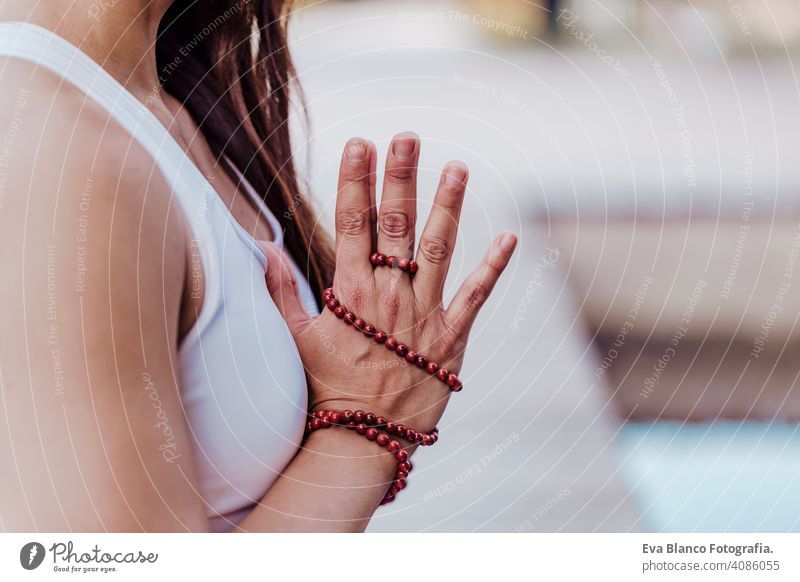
[305,409,437,504]
[369,253,418,277]
[322,287,464,392]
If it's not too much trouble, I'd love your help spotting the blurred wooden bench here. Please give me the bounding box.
[549,214,800,422]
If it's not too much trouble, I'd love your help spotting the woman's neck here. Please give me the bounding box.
[0,0,170,102]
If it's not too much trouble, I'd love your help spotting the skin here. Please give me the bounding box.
[0,1,517,532]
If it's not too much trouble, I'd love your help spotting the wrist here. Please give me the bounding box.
[304,408,434,505]
[303,424,405,483]
[309,396,440,434]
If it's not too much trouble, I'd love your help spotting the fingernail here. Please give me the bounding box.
[500,232,518,253]
[346,139,367,161]
[392,135,417,159]
[443,164,467,187]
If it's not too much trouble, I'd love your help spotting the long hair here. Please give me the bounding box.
[156,0,334,307]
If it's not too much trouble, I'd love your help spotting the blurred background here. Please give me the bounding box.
[286,0,800,532]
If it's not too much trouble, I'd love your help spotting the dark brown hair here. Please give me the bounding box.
[156,0,334,306]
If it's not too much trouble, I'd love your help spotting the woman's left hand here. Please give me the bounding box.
[261,132,517,432]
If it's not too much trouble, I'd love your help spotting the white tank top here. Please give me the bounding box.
[0,21,317,531]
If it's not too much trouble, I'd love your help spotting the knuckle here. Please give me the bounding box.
[487,247,510,272]
[420,237,450,264]
[341,170,370,186]
[347,285,367,310]
[379,211,411,237]
[487,255,506,272]
[385,166,415,184]
[436,193,462,212]
[336,209,368,235]
[465,281,489,307]
[382,291,402,320]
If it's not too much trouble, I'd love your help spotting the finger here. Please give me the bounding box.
[335,137,374,278]
[367,140,378,250]
[413,161,468,302]
[261,241,312,333]
[377,131,419,260]
[445,232,518,335]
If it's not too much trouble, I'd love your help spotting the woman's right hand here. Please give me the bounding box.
[263,132,517,434]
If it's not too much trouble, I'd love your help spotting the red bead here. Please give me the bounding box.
[353,318,365,331]
[415,355,428,368]
[334,306,346,318]
[397,258,410,272]
[386,256,397,268]
[426,361,439,375]
[363,324,376,337]
[305,405,438,507]
[409,261,418,275]
[376,253,387,266]
[452,380,463,392]
[374,331,387,344]
[395,344,408,357]
[385,337,398,351]
[326,298,339,310]
[436,368,449,382]
[404,350,417,363]
[447,373,460,388]
[370,252,379,265]
[344,312,355,325]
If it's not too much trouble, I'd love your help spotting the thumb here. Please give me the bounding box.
[259,241,311,333]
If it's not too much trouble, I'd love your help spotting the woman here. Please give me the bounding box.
[0,0,516,532]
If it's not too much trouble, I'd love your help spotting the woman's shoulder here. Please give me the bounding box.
[0,56,189,297]
[0,56,164,188]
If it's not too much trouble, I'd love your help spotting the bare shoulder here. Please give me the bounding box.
[0,56,188,296]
